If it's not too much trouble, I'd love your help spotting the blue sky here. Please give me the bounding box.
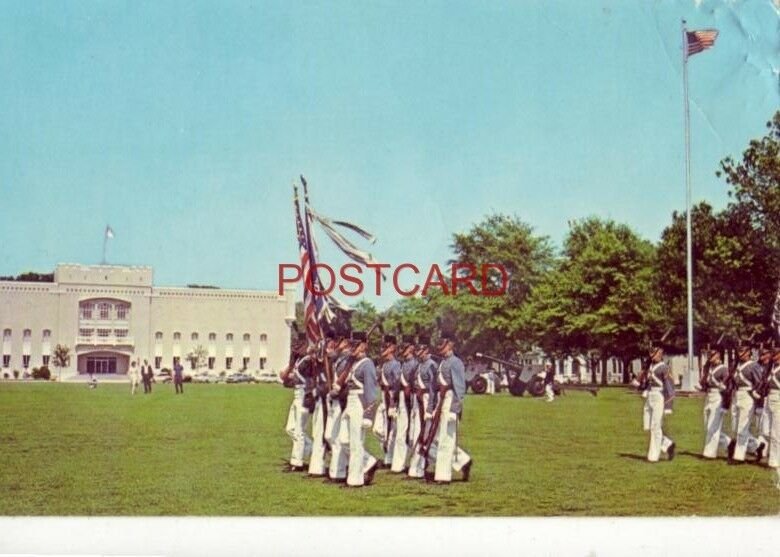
[0,1,777,308]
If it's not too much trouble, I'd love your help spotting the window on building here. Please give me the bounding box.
[116,304,128,319]
[79,328,94,337]
[154,357,161,369]
[259,357,267,370]
[80,304,93,319]
[23,329,31,340]
[173,332,181,341]
[22,355,30,368]
[97,328,111,338]
[98,303,111,320]
[42,355,50,367]
[42,329,51,339]
[259,333,268,343]
[242,357,250,370]
[226,333,233,342]
[191,332,199,341]
[155,331,163,340]
[225,357,233,370]
[173,356,180,367]
[3,329,11,341]
[243,333,250,342]
[209,333,216,341]
[208,357,215,370]
[114,329,128,338]
[2,355,9,368]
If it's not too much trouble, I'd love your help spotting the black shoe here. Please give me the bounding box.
[461,459,473,482]
[756,442,766,462]
[364,462,380,486]
[727,439,736,460]
[424,471,435,483]
[284,465,304,473]
[667,443,676,462]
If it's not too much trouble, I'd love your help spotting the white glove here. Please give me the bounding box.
[329,385,341,398]
[388,407,398,418]
[362,418,373,429]
[424,412,433,420]
[447,412,458,423]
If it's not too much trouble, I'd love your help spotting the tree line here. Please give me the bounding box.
[345,111,780,383]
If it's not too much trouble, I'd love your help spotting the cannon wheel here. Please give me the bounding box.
[526,378,545,397]
[470,375,487,394]
[509,379,526,397]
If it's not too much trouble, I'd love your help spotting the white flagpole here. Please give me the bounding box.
[682,20,695,390]
[102,227,108,265]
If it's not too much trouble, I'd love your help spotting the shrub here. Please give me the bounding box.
[31,366,51,380]
[2,372,8,380]
[12,370,19,379]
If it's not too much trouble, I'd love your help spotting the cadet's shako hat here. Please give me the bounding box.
[737,344,753,358]
[350,331,367,346]
[648,344,663,358]
[760,347,773,358]
[706,349,721,361]
[436,334,455,351]
[382,334,397,350]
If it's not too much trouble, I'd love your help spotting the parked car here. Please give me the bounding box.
[257,371,280,383]
[192,372,213,384]
[155,369,172,384]
[226,372,256,384]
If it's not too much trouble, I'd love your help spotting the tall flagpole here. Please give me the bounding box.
[101,230,108,265]
[682,19,695,390]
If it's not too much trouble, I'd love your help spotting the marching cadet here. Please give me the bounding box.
[638,345,676,462]
[766,348,780,490]
[326,337,352,482]
[390,337,418,473]
[729,344,766,463]
[332,331,380,488]
[408,338,437,479]
[280,333,314,472]
[307,336,335,477]
[753,347,774,462]
[432,336,473,483]
[701,349,732,459]
[374,335,400,468]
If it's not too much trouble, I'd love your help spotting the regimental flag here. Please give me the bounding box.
[105,225,115,239]
[685,29,718,57]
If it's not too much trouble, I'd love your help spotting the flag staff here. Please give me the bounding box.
[682,19,695,390]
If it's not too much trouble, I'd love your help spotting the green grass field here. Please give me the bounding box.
[0,382,777,516]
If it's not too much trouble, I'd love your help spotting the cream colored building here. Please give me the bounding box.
[0,264,296,378]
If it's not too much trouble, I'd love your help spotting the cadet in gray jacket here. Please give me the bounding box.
[701,349,731,459]
[333,331,380,487]
[731,345,766,463]
[432,336,473,484]
[408,341,438,479]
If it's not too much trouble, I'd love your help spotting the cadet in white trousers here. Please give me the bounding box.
[542,362,555,402]
[486,369,495,395]
[409,341,437,479]
[308,338,336,477]
[730,345,765,463]
[433,336,473,484]
[637,345,675,463]
[766,349,780,489]
[332,332,379,488]
[391,341,417,472]
[326,340,351,481]
[374,336,400,467]
[700,350,731,459]
[281,339,313,471]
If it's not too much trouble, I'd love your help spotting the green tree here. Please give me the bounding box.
[52,344,71,381]
[718,111,780,265]
[186,345,208,372]
[525,218,659,384]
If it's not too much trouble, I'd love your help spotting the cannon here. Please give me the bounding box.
[474,353,555,397]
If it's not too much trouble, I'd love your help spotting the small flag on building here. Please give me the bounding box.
[105,225,115,239]
[685,29,718,57]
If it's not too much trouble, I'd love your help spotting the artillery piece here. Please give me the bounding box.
[474,353,560,397]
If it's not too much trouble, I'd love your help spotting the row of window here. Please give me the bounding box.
[155,332,269,343]
[2,355,50,369]
[79,302,130,320]
[3,329,51,340]
[79,329,129,338]
[0,355,267,371]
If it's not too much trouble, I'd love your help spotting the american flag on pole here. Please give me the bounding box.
[294,184,322,345]
[685,29,718,57]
